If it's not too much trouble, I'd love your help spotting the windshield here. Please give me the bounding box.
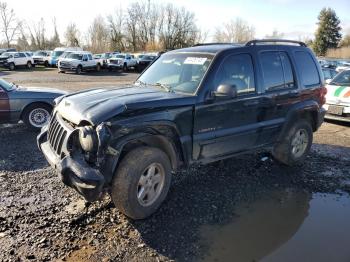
[330,70,350,86]
[52,51,64,57]
[66,53,83,60]
[0,78,16,91]
[113,54,125,59]
[101,53,111,59]
[143,55,156,60]
[34,51,46,56]
[137,53,213,94]
[0,52,11,57]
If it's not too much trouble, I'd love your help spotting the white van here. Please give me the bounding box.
[48,47,82,67]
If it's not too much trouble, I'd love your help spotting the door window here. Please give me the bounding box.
[215,53,255,95]
[87,54,92,60]
[18,53,26,58]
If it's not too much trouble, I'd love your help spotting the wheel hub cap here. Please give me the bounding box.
[29,108,50,128]
[137,163,165,207]
[291,129,308,158]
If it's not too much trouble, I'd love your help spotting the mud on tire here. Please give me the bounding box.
[272,119,313,166]
[111,146,172,220]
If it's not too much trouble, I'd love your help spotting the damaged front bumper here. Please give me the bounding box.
[37,121,105,202]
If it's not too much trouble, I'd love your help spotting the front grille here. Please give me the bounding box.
[48,114,68,155]
[60,62,71,67]
[110,60,120,64]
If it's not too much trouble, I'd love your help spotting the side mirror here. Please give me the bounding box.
[325,79,332,84]
[212,84,237,100]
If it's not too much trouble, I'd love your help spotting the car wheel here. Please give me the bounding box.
[44,61,49,67]
[22,103,52,130]
[111,146,172,220]
[76,65,82,74]
[27,61,32,69]
[123,63,127,72]
[96,63,101,72]
[272,119,313,166]
[9,63,15,71]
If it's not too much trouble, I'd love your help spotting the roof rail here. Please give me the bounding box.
[245,39,307,47]
[193,43,243,47]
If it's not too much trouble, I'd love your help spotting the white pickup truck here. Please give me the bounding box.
[107,53,137,71]
[58,51,102,74]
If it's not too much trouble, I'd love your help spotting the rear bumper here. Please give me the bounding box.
[37,127,105,202]
[323,104,350,123]
[317,107,326,129]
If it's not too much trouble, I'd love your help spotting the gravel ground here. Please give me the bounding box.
[0,69,350,262]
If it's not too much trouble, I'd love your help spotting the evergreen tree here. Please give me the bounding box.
[313,7,342,56]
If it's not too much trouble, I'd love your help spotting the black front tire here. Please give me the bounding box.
[9,63,15,71]
[272,119,313,166]
[27,61,32,69]
[76,65,82,74]
[111,147,172,220]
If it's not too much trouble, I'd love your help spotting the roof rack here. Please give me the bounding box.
[193,43,243,47]
[245,39,307,47]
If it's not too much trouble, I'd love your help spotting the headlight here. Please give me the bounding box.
[79,126,98,152]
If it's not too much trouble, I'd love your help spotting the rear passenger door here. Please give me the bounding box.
[256,50,298,145]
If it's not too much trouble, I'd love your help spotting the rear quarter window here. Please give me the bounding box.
[294,51,320,87]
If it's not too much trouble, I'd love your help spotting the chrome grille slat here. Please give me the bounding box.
[47,114,72,156]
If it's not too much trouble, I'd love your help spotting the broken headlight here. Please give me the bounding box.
[79,126,98,153]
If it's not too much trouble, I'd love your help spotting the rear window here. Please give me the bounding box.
[294,51,320,87]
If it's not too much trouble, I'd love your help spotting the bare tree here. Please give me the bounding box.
[29,18,47,49]
[158,3,199,50]
[49,17,61,48]
[125,4,140,51]
[64,23,80,47]
[107,7,125,51]
[214,18,255,43]
[16,23,30,50]
[87,16,109,53]
[0,2,20,48]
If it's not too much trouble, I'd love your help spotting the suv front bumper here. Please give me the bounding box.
[37,125,105,202]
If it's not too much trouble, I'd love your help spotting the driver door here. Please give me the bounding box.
[193,52,262,161]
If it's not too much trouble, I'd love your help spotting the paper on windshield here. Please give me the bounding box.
[184,57,207,65]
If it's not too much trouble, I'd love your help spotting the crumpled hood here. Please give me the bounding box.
[56,86,195,125]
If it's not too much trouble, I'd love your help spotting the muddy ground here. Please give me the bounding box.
[0,68,350,262]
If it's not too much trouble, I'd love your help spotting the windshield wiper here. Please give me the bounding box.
[154,82,173,92]
[135,80,148,86]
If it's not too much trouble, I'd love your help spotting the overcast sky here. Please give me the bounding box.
[5,0,350,41]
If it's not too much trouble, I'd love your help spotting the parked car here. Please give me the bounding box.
[336,61,350,73]
[107,53,137,71]
[136,54,158,72]
[324,69,350,122]
[38,39,326,220]
[99,52,113,69]
[48,47,83,67]
[0,78,67,129]
[0,48,16,55]
[32,50,51,67]
[0,52,34,70]
[322,67,337,81]
[58,51,102,74]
